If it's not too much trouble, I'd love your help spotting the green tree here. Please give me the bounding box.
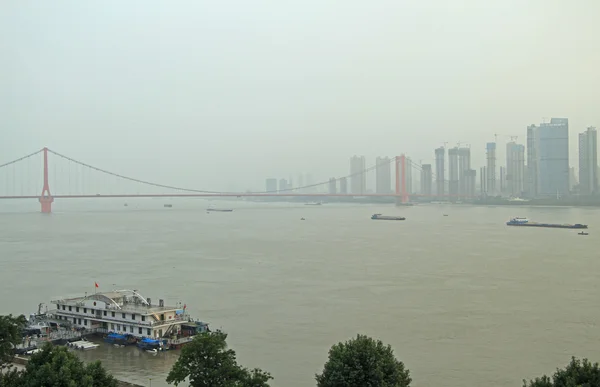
[20,342,118,387]
[316,334,411,387]
[0,314,27,368]
[523,357,600,387]
[166,331,272,387]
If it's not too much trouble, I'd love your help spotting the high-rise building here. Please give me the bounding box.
[480,166,487,195]
[278,178,288,193]
[538,118,569,196]
[526,125,539,198]
[328,178,337,194]
[434,147,445,197]
[464,169,476,198]
[499,166,506,194]
[421,164,432,196]
[506,142,525,197]
[375,156,391,194]
[448,148,459,197]
[350,156,367,195]
[265,178,278,192]
[578,126,598,195]
[458,147,471,198]
[405,157,413,195]
[486,143,497,195]
[339,177,348,194]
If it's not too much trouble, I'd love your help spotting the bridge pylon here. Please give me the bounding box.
[395,155,409,205]
[39,147,53,213]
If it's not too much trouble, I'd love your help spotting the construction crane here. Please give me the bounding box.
[494,133,518,143]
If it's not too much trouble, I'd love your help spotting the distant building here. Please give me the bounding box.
[464,169,476,198]
[448,148,459,197]
[350,156,366,195]
[328,178,337,194]
[265,178,278,192]
[538,118,569,196]
[578,126,598,195]
[499,166,506,194]
[486,143,497,195]
[506,142,525,197]
[375,156,392,194]
[434,147,445,197]
[458,147,471,198]
[480,166,487,195]
[526,125,539,197]
[569,167,578,191]
[278,178,289,193]
[339,177,348,194]
[421,164,432,196]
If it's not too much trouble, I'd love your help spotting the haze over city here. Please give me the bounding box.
[2,0,599,191]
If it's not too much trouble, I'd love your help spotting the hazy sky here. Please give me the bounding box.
[1,1,599,191]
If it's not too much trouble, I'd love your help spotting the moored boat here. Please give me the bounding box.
[506,217,587,229]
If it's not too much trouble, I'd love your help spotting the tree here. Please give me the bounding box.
[19,342,118,387]
[166,331,272,387]
[0,314,27,368]
[316,334,411,387]
[523,357,600,386]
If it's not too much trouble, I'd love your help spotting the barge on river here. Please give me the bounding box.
[371,213,406,221]
[506,217,588,229]
[50,289,209,350]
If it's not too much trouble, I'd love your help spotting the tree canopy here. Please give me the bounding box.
[523,357,600,387]
[0,314,27,368]
[316,334,411,387]
[166,331,272,387]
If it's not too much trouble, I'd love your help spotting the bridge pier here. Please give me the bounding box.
[39,147,53,213]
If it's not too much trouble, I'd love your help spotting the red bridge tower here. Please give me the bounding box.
[39,147,53,213]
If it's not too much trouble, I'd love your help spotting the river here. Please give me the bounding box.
[1,199,598,386]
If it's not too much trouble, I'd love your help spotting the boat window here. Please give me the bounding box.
[111,324,115,330]
[78,319,81,324]
[84,319,87,326]
[76,307,79,312]
[122,313,126,319]
[132,314,136,320]
[147,329,151,335]
[112,312,115,317]
[83,308,87,313]
[89,309,93,314]
[73,318,76,324]
[117,324,121,331]
[62,305,65,310]
[130,326,133,333]
[69,306,72,311]
[103,311,107,316]
[139,327,142,334]
[141,316,145,322]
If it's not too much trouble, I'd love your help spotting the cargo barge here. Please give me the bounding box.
[371,213,405,221]
[506,217,587,229]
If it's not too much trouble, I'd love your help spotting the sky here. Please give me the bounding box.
[1,0,599,191]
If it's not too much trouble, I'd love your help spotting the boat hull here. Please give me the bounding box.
[506,222,587,229]
[372,217,406,221]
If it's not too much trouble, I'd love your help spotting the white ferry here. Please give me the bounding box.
[50,289,209,349]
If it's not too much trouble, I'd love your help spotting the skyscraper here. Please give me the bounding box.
[375,156,391,194]
[448,148,459,197]
[526,125,539,197]
[434,147,445,197]
[328,178,337,194]
[350,156,367,195]
[464,169,476,198]
[278,178,288,192]
[458,147,471,198]
[421,164,432,196]
[480,166,487,195]
[486,143,497,195]
[506,142,525,197]
[579,127,598,195]
[339,177,348,194]
[538,118,569,196]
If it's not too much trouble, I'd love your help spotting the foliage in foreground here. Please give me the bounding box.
[166,330,272,387]
[523,357,600,387]
[316,334,411,387]
[0,315,27,368]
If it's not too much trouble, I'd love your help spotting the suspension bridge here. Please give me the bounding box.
[0,148,467,213]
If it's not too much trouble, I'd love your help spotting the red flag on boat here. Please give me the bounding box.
[183,304,186,310]
[95,282,99,288]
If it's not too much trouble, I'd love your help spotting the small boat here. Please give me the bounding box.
[443,214,448,217]
[371,214,406,221]
[578,232,589,235]
[304,202,322,206]
[206,208,233,212]
[300,218,305,221]
[164,204,172,208]
[506,217,588,229]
